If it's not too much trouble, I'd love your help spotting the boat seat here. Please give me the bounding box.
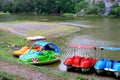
[117,60,120,63]
[72,56,81,68]
[105,60,114,70]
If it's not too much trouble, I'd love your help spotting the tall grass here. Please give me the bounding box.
[0,30,24,62]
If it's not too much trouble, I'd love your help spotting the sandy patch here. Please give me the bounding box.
[0,21,80,37]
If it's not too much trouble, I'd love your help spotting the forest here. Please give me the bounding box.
[0,0,120,17]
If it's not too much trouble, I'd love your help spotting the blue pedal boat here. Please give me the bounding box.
[94,46,120,78]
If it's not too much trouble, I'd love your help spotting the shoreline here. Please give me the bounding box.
[0,21,81,80]
[0,21,117,80]
[0,21,81,38]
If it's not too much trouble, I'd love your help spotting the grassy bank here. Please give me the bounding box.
[0,30,24,62]
[0,29,94,80]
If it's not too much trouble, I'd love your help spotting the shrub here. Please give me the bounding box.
[62,13,74,17]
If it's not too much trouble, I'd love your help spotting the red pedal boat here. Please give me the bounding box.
[64,44,97,72]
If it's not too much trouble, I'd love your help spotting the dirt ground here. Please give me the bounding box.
[0,22,80,37]
[0,21,80,80]
[0,60,55,80]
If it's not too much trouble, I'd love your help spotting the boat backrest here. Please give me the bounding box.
[106,60,114,68]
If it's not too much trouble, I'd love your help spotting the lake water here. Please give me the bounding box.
[58,17,120,60]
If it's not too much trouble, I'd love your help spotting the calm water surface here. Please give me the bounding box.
[0,14,120,80]
[43,17,120,60]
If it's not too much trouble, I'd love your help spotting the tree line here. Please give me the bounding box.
[0,0,120,16]
[1,0,78,14]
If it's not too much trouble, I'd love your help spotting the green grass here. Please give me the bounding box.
[0,11,10,15]
[0,30,24,62]
[0,29,93,80]
[0,70,27,80]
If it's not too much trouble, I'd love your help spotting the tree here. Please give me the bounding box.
[2,1,13,13]
[1,0,80,14]
[74,0,88,13]
[109,2,120,16]
[110,6,120,16]
[86,1,105,15]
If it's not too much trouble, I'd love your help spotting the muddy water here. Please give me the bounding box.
[0,14,120,80]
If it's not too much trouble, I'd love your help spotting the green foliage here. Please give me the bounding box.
[86,5,98,15]
[1,0,77,14]
[2,1,13,13]
[86,1,105,15]
[0,0,120,17]
[110,6,120,16]
[98,1,105,9]
[74,1,88,12]
[74,1,105,16]
[0,0,3,10]
[97,1,105,13]
[62,13,74,17]
[113,2,119,8]
[75,75,88,80]
[110,2,120,16]
[0,30,24,62]
[0,11,10,15]
[90,78,95,80]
